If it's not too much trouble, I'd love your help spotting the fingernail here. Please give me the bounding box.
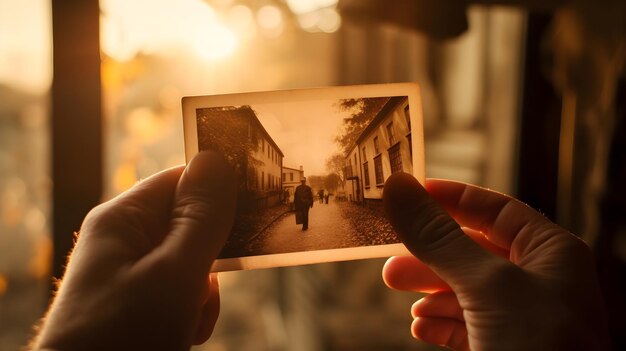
[411,317,420,339]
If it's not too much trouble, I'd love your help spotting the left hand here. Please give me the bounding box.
[32,152,237,351]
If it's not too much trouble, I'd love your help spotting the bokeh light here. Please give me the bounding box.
[286,0,338,15]
[101,0,238,61]
[288,1,341,33]
[257,5,284,38]
[257,5,283,30]
[191,23,238,60]
[226,5,256,39]
[317,8,341,33]
[0,275,7,296]
[0,0,52,93]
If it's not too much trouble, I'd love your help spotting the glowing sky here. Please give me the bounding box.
[0,0,52,94]
[252,99,351,176]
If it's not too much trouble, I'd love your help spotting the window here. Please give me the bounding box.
[262,140,265,152]
[387,122,396,145]
[290,173,294,181]
[389,143,403,174]
[346,164,353,178]
[362,147,367,161]
[363,162,370,187]
[404,105,411,131]
[283,172,286,181]
[407,134,413,157]
[374,155,384,185]
[261,171,264,190]
[354,153,357,167]
[373,136,380,154]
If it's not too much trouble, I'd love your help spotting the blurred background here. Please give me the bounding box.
[0,0,624,350]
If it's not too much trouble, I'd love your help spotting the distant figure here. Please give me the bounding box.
[318,189,324,204]
[324,193,329,204]
[294,178,314,230]
[283,188,291,209]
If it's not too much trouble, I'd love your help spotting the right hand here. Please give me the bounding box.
[382,173,611,350]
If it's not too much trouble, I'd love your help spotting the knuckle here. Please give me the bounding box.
[81,199,150,236]
[175,195,216,220]
[81,202,116,230]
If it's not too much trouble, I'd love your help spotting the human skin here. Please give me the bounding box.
[382,173,612,350]
[31,151,237,351]
[30,154,612,350]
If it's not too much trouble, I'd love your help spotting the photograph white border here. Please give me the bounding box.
[182,83,424,271]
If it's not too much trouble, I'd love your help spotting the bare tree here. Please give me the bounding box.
[325,152,346,188]
[196,106,263,192]
[335,97,390,154]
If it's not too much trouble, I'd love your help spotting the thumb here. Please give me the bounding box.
[383,173,504,293]
[160,151,237,274]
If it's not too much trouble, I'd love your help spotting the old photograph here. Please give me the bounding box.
[183,84,423,270]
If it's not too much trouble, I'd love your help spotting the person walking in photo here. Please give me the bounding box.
[294,178,314,230]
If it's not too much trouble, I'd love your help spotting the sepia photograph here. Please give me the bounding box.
[182,84,424,270]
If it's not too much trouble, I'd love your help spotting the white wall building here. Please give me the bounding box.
[282,165,305,200]
[346,96,413,207]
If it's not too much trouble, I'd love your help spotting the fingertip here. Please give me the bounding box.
[383,172,424,220]
[382,256,416,289]
[182,151,235,191]
[381,256,401,288]
[193,273,221,345]
[382,255,449,293]
[411,317,469,351]
[411,317,422,339]
[411,300,421,319]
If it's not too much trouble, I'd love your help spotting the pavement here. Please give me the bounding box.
[251,199,358,255]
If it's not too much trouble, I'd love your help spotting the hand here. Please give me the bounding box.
[32,152,237,351]
[382,173,611,350]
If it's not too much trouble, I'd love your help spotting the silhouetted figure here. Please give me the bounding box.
[294,178,313,230]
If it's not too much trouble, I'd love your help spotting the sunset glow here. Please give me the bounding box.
[0,0,52,93]
[100,0,239,61]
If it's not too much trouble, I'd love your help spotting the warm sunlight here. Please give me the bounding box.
[0,0,52,93]
[100,0,239,61]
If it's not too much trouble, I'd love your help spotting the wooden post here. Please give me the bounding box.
[51,0,102,282]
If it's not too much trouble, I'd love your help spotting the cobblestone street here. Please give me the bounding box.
[248,199,359,255]
[335,202,400,246]
[246,199,401,255]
